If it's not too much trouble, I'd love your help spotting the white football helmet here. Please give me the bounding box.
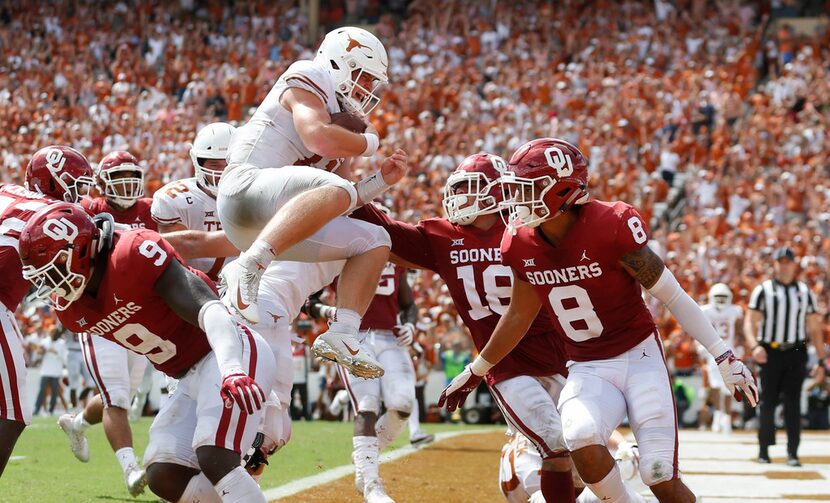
[708,283,733,308]
[190,122,235,196]
[314,27,389,116]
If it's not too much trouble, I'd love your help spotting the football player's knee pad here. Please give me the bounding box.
[559,401,605,451]
[261,404,292,449]
[632,424,677,486]
[357,395,381,415]
[105,388,132,410]
[385,392,414,416]
[344,220,391,257]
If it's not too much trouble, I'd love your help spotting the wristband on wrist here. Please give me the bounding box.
[361,133,379,157]
[470,355,494,376]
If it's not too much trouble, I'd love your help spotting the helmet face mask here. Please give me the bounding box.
[25,146,95,203]
[99,166,144,208]
[441,153,506,225]
[498,139,589,231]
[190,122,235,196]
[314,27,389,116]
[19,204,98,311]
[708,283,733,309]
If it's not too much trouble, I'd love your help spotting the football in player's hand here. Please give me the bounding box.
[329,111,367,133]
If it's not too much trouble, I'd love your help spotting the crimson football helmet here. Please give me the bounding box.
[25,146,95,203]
[18,203,100,310]
[499,138,589,229]
[442,153,507,225]
[97,151,145,208]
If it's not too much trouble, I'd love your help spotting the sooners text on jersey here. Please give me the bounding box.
[82,197,157,231]
[501,200,657,362]
[0,184,56,311]
[56,229,213,376]
[352,205,567,384]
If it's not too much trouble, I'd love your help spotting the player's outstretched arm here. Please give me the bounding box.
[162,230,239,259]
[620,245,758,406]
[285,88,378,159]
[154,260,265,413]
[438,275,541,412]
[350,203,436,271]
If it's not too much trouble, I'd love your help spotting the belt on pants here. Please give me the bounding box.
[762,341,806,352]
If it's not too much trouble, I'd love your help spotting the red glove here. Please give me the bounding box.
[437,365,482,413]
[221,371,266,414]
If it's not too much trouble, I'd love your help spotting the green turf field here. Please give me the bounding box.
[1,417,497,502]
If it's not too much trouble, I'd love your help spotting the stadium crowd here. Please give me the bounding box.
[2,0,829,425]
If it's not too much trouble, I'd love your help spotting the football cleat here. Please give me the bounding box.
[312,330,384,379]
[219,259,264,324]
[409,432,435,448]
[58,414,89,463]
[364,479,395,503]
[125,464,147,497]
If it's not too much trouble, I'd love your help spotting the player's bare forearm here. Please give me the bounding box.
[154,259,219,327]
[807,314,826,360]
[745,310,761,349]
[162,230,238,259]
[479,277,541,365]
[619,245,665,289]
[286,88,368,158]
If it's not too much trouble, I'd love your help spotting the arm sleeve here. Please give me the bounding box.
[198,300,245,375]
[350,205,439,271]
[647,267,729,358]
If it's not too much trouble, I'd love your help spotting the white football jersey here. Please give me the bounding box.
[151,177,234,277]
[701,303,744,348]
[225,60,346,190]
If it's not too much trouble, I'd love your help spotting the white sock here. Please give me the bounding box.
[115,447,138,475]
[353,436,380,483]
[330,308,361,334]
[214,466,266,503]
[376,411,407,451]
[74,412,91,431]
[179,473,221,503]
[408,400,422,440]
[587,465,640,503]
[242,240,276,269]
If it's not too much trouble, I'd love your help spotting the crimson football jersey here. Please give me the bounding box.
[352,205,567,384]
[0,184,58,311]
[82,197,157,231]
[57,229,213,376]
[501,200,657,362]
[360,263,406,331]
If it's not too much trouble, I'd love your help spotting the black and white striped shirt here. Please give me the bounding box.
[748,279,817,345]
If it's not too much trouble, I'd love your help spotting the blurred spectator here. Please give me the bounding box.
[32,329,67,417]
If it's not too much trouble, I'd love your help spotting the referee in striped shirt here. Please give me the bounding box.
[746,247,826,466]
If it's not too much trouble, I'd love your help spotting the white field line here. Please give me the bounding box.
[264,428,498,501]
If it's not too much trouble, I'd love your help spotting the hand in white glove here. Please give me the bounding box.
[716,349,759,407]
[393,323,415,347]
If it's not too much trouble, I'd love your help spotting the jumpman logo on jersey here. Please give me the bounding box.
[113,295,122,304]
[580,249,590,262]
[640,348,649,359]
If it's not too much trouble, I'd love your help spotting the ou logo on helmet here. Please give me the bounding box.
[490,155,507,174]
[544,147,573,178]
[43,217,79,243]
[44,149,67,175]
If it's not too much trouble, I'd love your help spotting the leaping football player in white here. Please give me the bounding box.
[700,283,745,434]
[215,27,408,381]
